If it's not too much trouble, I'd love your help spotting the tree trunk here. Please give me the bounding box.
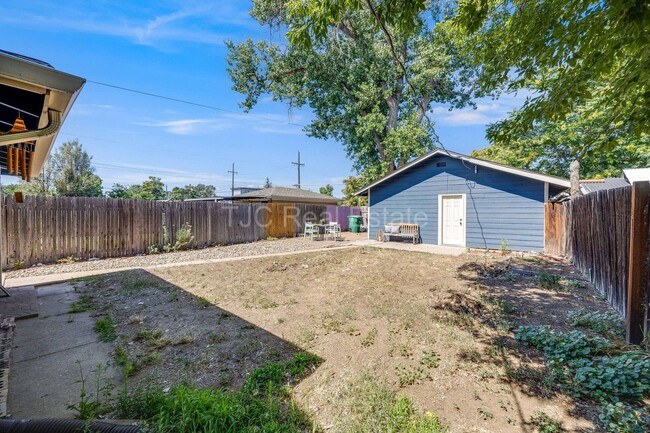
[570,160,581,198]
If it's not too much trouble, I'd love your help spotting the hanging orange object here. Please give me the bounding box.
[7,145,13,174]
[20,147,27,180]
[9,115,27,133]
[14,147,20,175]
[27,149,34,182]
[7,114,28,176]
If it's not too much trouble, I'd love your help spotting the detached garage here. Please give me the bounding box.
[354,150,570,252]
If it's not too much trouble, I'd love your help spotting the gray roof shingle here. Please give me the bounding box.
[231,187,339,204]
[580,178,629,194]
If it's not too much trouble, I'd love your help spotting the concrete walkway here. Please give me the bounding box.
[352,238,466,256]
[8,282,119,418]
[5,238,465,289]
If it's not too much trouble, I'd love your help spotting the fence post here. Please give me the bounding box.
[626,181,650,344]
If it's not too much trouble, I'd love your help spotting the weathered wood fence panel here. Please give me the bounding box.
[566,187,632,316]
[1,197,267,269]
[545,187,633,317]
[1,197,360,269]
[544,203,566,256]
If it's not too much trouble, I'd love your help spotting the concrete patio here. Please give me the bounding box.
[7,282,119,418]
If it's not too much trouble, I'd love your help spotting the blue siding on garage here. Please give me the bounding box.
[369,155,550,252]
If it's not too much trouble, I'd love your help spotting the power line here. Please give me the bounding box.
[87,80,307,128]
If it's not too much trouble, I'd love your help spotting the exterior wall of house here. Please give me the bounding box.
[368,155,559,252]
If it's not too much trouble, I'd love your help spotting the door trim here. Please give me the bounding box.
[437,194,467,247]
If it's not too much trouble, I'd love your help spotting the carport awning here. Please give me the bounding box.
[0,50,85,179]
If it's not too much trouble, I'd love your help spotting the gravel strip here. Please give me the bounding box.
[7,237,357,279]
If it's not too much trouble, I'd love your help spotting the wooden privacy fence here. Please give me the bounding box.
[544,182,650,344]
[0,196,361,269]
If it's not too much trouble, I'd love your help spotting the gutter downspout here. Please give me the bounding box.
[0,109,61,146]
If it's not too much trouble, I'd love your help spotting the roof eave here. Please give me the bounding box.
[0,52,85,175]
[354,150,571,195]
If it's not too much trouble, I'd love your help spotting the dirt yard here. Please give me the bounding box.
[75,247,621,432]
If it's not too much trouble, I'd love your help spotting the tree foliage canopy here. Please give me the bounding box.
[227,0,480,180]
[170,184,217,201]
[472,95,650,179]
[107,176,167,200]
[51,140,103,197]
[319,184,334,196]
[340,175,368,206]
[278,0,649,139]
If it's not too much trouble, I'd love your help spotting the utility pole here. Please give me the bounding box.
[228,163,237,197]
[291,151,305,189]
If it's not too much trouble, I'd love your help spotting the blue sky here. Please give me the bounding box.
[1,0,525,196]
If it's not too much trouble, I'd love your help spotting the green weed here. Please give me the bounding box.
[70,294,95,313]
[114,352,320,432]
[336,372,445,433]
[67,361,114,420]
[420,350,440,368]
[568,309,623,338]
[537,272,563,291]
[94,317,116,342]
[530,410,564,433]
[361,328,378,348]
[395,365,431,387]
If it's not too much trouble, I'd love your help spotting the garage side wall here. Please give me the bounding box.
[368,156,549,252]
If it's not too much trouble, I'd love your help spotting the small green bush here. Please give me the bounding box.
[568,309,623,338]
[174,222,194,250]
[530,410,564,432]
[537,272,562,290]
[599,402,650,433]
[516,325,650,402]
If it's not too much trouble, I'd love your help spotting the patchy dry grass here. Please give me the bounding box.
[75,247,625,432]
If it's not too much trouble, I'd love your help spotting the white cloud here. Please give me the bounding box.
[0,2,256,47]
[252,125,305,135]
[430,97,527,126]
[136,118,231,135]
[223,112,307,135]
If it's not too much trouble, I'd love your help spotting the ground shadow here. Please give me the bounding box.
[453,257,616,431]
[74,269,322,392]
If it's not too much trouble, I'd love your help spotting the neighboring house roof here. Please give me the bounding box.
[228,187,339,204]
[0,50,85,176]
[623,168,650,184]
[580,178,630,194]
[354,149,571,195]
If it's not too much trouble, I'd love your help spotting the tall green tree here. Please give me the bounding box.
[107,183,131,199]
[227,0,479,180]
[170,184,217,201]
[319,184,334,196]
[473,95,650,179]
[281,0,649,138]
[51,140,103,197]
[263,177,273,188]
[341,175,368,206]
[107,177,167,200]
[132,177,166,200]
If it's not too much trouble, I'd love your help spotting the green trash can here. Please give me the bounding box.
[348,215,363,233]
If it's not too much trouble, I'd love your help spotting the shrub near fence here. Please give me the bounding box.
[0,196,361,269]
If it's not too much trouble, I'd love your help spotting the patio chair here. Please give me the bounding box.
[325,222,341,240]
[304,223,319,240]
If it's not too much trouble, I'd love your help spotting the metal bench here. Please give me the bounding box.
[377,223,420,245]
